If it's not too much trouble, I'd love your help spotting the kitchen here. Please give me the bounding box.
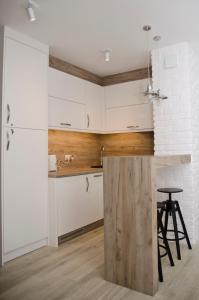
[0,1,199,299]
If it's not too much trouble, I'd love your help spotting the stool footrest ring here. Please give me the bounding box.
[159,244,168,258]
[159,229,185,241]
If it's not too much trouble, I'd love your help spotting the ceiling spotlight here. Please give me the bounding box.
[153,35,161,42]
[26,0,38,22]
[104,48,112,62]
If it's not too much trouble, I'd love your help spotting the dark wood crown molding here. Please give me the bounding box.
[101,68,149,86]
[49,55,149,86]
[49,55,102,85]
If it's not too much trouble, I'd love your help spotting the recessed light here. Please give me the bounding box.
[103,48,112,62]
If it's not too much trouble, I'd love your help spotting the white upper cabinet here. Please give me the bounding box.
[48,96,86,130]
[105,78,153,132]
[48,67,85,103]
[106,103,153,132]
[3,32,48,130]
[105,79,149,108]
[84,81,105,132]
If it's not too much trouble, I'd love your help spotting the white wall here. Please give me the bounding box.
[152,42,199,243]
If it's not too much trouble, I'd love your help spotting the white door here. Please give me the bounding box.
[105,79,149,108]
[48,96,86,130]
[3,128,48,253]
[87,173,103,222]
[3,38,48,129]
[84,81,104,131]
[56,176,89,236]
[106,103,153,132]
[48,67,85,103]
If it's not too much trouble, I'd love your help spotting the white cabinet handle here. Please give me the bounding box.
[6,131,10,151]
[86,176,89,192]
[126,125,140,129]
[60,122,71,127]
[7,104,10,124]
[87,114,90,128]
[93,174,102,178]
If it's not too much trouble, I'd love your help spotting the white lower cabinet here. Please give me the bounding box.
[48,173,103,247]
[3,127,48,262]
[48,96,86,130]
[106,103,153,132]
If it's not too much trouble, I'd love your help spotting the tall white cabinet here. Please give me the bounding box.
[0,27,49,264]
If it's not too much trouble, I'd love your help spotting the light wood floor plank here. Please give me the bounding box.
[0,226,198,300]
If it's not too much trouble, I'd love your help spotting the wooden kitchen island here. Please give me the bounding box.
[103,155,191,296]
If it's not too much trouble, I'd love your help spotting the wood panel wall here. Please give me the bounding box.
[100,132,154,156]
[48,130,154,169]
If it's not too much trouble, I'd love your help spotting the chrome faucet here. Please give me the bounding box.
[100,146,105,167]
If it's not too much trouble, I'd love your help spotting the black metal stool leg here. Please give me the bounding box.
[158,244,163,282]
[176,201,192,250]
[164,204,169,238]
[171,202,181,260]
[158,211,174,267]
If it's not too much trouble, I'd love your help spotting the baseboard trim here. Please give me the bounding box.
[58,219,104,244]
[3,238,48,264]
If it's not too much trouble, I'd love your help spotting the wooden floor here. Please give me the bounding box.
[0,226,199,300]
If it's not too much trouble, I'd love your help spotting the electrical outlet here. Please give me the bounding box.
[64,154,74,163]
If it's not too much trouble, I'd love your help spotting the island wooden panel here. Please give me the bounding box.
[103,154,191,296]
[103,156,157,296]
[100,132,154,156]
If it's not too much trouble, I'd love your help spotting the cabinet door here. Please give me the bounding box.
[48,96,86,130]
[84,82,105,131]
[4,38,48,129]
[56,176,89,236]
[87,173,103,222]
[106,103,153,132]
[3,128,48,253]
[48,67,85,103]
[105,79,149,108]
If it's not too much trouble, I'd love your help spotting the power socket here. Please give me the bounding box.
[64,154,74,163]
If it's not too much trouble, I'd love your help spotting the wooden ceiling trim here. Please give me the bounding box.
[49,55,149,86]
[101,68,149,86]
[49,55,103,85]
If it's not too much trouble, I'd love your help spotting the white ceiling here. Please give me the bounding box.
[0,0,199,76]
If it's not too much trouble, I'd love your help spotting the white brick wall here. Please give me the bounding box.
[152,42,199,243]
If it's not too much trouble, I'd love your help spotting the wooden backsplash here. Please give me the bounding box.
[100,132,154,156]
[48,130,101,168]
[48,130,154,169]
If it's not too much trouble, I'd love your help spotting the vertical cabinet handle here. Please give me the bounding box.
[87,114,90,128]
[86,176,90,192]
[7,104,10,124]
[6,131,10,151]
[6,129,14,151]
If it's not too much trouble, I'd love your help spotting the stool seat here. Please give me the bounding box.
[157,188,183,194]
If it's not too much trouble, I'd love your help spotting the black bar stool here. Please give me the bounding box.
[157,202,174,282]
[157,188,192,260]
